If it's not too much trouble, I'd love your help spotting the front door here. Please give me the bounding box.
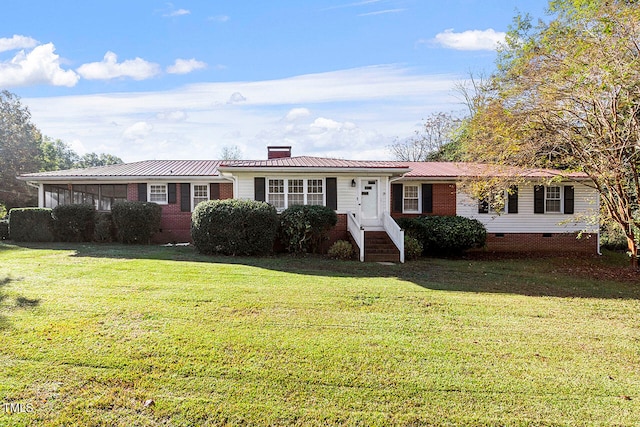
[360,179,379,226]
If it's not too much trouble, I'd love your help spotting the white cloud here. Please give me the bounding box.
[23,65,462,162]
[123,121,153,140]
[430,28,506,51]
[0,43,79,87]
[285,108,311,121]
[0,35,39,53]
[208,15,230,22]
[76,51,161,81]
[164,8,190,17]
[227,92,246,104]
[166,58,207,74]
[358,9,405,16]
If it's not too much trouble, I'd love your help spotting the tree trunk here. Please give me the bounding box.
[628,237,639,270]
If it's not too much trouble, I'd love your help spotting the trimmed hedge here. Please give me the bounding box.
[397,215,486,256]
[0,219,8,240]
[94,212,116,243]
[52,204,96,242]
[404,235,423,261]
[8,208,54,242]
[191,199,278,255]
[279,205,338,254]
[111,201,162,244]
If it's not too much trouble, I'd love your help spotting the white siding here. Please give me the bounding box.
[457,182,599,233]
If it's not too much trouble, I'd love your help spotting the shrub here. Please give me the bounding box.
[111,201,162,244]
[51,204,96,242]
[0,203,7,219]
[328,240,354,260]
[8,208,54,242]
[191,199,278,255]
[397,215,486,256]
[0,219,8,240]
[404,235,423,261]
[94,212,115,243]
[600,220,628,251]
[279,205,338,254]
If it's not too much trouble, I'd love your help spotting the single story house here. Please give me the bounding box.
[19,146,600,262]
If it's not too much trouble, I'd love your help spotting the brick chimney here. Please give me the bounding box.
[267,146,292,159]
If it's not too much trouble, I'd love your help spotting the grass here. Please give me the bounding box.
[0,242,639,426]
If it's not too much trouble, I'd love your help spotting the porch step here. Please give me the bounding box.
[364,231,400,263]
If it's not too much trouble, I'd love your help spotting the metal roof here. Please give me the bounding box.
[221,156,410,169]
[20,160,223,178]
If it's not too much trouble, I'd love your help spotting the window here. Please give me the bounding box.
[44,184,127,210]
[149,184,168,204]
[192,184,209,210]
[307,179,324,205]
[268,179,285,210]
[546,186,561,212]
[403,185,419,212]
[267,178,325,210]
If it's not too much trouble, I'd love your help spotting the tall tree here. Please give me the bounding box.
[463,0,640,268]
[220,145,242,161]
[75,152,123,168]
[389,112,460,161]
[0,91,40,208]
[39,136,80,171]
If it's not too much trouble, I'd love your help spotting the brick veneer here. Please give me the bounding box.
[391,183,456,219]
[484,232,598,253]
[127,182,233,243]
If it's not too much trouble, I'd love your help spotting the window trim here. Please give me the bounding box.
[402,184,420,213]
[148,184,168,205]
[191,183,210,211]
[266,177,326,210]
[545,185,562,213]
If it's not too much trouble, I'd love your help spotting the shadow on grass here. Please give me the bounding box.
[0,275,41,330]
[3,241,639,300]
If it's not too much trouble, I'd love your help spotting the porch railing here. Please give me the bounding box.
[347,211,365,262]
[383,212,405,263]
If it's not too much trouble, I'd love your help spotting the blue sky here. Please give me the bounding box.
[2,0,549,162]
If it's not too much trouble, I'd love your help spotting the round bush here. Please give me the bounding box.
[8,208,54,242]
[191,199,278,255]
[111,201,162,244]
[327,240,355,260]
[404,235,423,261]
[279,205,338,254]
[94,212,115,243]
[52,204,96,242]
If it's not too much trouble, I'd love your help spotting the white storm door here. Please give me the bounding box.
[360,179,379,222]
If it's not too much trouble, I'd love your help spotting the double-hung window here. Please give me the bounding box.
[149,184,168,204]
[192,184,209,210]
[545,186,561,212]
[267,178,325,210]
[403,185,419,212]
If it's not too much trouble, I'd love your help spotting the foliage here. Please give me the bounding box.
[0,219,8,240]
[0,203,6,219]
[397,215,486,256]
[389,112,460,161]
[600,220,628,251]
[219,145,242,160]
[404,235,423,260]
[51,204,96,242]
[8,207,54,242]
[279,204,338,254]
[75,152,123,168]
[462,0,640,267]
[191,199,278,255]
[327,239,354,260]
[39,136,80,171]
[111,201,162,244]
[93,212,115,243]
[0,91,40,208]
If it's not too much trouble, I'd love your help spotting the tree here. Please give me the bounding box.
[39,136,79,171]
[462,0,640,268]
[389,112,460,161]
[75,152,123,168]
[220,145,242,160]
[0,91,40,208]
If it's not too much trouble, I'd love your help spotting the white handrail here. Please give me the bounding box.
[383,212,405,263]
[347,211,365,262]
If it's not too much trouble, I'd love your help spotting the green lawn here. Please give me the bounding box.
[0,242,639,426]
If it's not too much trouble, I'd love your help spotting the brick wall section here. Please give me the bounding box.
[127,182,234,244]
[390,183,456,219]
[323,213,348,251]
[484,232,598,253]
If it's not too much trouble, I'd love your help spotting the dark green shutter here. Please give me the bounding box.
[326,178,337,210]
[564,185,574,214]
[180,183,190,212]
[422,184,433,214]
[392,184,403,213]
[507,186,518,214]
[137,183,147,202]
[210,183,220,200]
[254,178,266,202]
[168,183,177,204]
[534,185,545,213]
[478,199,489,214]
